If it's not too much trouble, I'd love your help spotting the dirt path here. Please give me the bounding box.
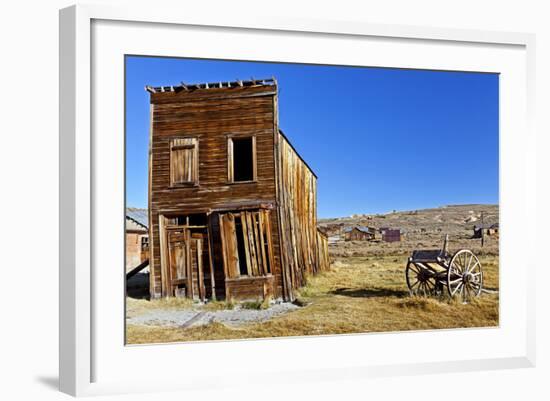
[127,302,300,328]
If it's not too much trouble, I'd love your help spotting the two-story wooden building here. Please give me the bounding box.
[146,78,329,302]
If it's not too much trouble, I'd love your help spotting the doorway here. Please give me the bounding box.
[163,213,213,301]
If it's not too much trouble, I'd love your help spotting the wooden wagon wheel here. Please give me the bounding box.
[406,261,437,296]
[447,249,483,302]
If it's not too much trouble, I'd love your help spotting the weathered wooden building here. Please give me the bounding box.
[125,208,149,272]
[380,227,401,242]
[145,78,329,302]
[343,226,376,241]
[473,223,499,238]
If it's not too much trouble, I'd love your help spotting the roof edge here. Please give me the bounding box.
[126,214,148,230]
[145,77,277,94]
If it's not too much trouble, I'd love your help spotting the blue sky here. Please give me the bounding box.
[126,56,499,218]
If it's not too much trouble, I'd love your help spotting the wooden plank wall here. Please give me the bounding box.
[276,133,323,300]
[148,85,282,298]
[317,230,330,272]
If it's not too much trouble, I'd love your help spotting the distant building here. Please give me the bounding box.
[126,208,149,272]
[472,223,499,239]
[343,226,377,241]
[380,227,401,242]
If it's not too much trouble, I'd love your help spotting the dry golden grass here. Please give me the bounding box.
[126,296,194,318]
[126,254,499,345]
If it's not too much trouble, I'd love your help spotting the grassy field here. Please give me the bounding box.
[126,254,499,345]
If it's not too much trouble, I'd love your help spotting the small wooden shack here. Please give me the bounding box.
[380,227,401,242]
[473,223,499,238]
[343,226,376,241]
[125,208,149,272]
[146,78,329,302]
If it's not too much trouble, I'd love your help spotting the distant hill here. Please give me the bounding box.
[319,204,499,236]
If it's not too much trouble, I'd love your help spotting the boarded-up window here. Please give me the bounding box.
[219,210,273,278]
[228,137,256,182]
[170,138,198,185]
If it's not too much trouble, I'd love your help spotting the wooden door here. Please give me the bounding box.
[219,213,240,279]
[167,229,207,301]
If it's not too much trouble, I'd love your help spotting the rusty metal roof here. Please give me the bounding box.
[344,226,376,234]
[474,223,499,230]
[145,77,276,94]
[126,208,148,229]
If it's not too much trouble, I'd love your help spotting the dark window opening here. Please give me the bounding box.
[231,137,254,182]
[174,214,207,226]
[188,214,207,226]
[234,218,249,276]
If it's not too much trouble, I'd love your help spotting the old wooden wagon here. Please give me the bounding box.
[145,78,329,302]
[405,235,483,302]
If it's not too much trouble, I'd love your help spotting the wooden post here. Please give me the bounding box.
[481,212,485,247]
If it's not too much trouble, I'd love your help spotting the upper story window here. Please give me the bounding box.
[170,137,198,185]
[228,136,256,182]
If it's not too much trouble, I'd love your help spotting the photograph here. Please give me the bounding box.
[124,56,499,345]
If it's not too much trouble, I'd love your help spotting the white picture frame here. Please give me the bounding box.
[59,4,536,397]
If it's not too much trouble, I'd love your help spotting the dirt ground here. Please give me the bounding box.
[126,204,499,345]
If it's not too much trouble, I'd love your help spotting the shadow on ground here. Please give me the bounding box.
[126,272,150,300]
[330,287,408,298]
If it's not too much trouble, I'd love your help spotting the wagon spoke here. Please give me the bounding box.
[470,281,481,293]
[467,261,480,275]
[467,283,474,300]
[469,282,480,291]
[463,285,468,302]
[417,282,430,295]
[466,253,473,272]
[451,282,463,296]
[408,264,419,274]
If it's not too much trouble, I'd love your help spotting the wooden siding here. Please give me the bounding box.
[317,230,330,274]
[125,232,147,272]
[149,86,281,298]
[381,229,401,242]
[344,228,375,241]
[276,133,325,300]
